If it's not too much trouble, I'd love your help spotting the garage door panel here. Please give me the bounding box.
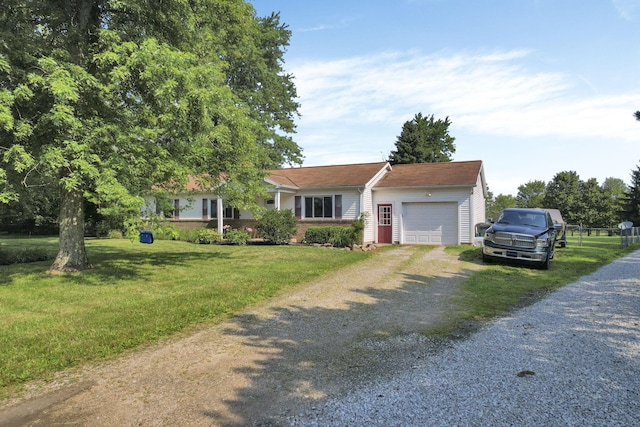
[403,202,457,245]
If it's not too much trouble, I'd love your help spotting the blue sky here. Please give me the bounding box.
[250,0,640,196]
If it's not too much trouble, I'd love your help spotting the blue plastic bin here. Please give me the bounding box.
[139,230,154,244]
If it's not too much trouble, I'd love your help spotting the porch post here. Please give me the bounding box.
[217,197,224,234]
[275,189,281,210]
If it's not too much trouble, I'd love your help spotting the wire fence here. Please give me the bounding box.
[565,224,640,248]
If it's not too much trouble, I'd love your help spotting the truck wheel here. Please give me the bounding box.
[540,252,550,270]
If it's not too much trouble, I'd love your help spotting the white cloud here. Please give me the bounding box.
[291,49,640,144]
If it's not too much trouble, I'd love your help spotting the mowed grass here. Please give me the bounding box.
[438,234,639,336]
[0,238,371,397]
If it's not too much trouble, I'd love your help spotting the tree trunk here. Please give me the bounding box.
[48,187,92,273]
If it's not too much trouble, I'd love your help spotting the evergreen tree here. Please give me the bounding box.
[389,113,455,164]
[625,163,640,225]
[601,177,627,227]
[543,171,581,224]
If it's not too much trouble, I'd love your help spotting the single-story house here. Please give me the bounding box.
[143,160,487,245]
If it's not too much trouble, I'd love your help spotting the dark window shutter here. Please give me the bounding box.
[174,199,180,219]
[234,208,240,219]
[295,196,302,219]
[335,195,342,219]
[202,198,208,218]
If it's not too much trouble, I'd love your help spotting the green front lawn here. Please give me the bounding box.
[0,238,371,397]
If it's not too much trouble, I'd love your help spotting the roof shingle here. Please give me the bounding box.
[374,161,483,188]
[266,162,389,188]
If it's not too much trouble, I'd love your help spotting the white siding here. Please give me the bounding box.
[178,197,199,219]
[459,197,471,244]
[341,192,360,219]
[362,187,375,243]
[471,174,487,226]
[372,187,475,245]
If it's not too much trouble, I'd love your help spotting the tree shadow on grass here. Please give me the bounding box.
[0,244,231,286]
[203,267,476,426]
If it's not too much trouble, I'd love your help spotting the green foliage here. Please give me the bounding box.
[107,230,124,239]
[389,113,456,165]
[625,162,640,225]
[329,227,358,248]
[224,228,250,245]
[304,226,359,248]
[486,193,516,221]
[543,171,581,224]
[0,0,301,271]
[194,227,222,244]
[304,227,335,244]
[256,209,297,244]
[516,180,546,208]
[351,213,368,245]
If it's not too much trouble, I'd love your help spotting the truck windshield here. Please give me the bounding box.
[497,212,546,228]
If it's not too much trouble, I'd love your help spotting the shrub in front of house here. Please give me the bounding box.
[195,227,222,244]
[304,226,358,248]
[256,209,297,245]
[304,226,342,244]
[225,228,250,245]
[329,227,358,248]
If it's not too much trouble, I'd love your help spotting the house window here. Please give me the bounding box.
[304,196,333,218]
[210,199,238,219]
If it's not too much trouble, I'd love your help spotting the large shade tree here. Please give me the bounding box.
[389,113,455,164]
[516,180,546,208]
[0,0,300,272]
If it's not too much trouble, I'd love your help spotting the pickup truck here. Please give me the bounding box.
[482,208,557,269]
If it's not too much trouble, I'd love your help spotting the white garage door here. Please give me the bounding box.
[403,202,458,245]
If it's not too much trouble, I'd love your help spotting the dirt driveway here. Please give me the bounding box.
[0,245,484,426]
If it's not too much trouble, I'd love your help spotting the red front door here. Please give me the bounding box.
[377,204,392,243]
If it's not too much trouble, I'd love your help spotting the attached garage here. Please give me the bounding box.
[403,202,458,245]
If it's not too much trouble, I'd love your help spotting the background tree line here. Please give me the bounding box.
[486,166,640,228]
